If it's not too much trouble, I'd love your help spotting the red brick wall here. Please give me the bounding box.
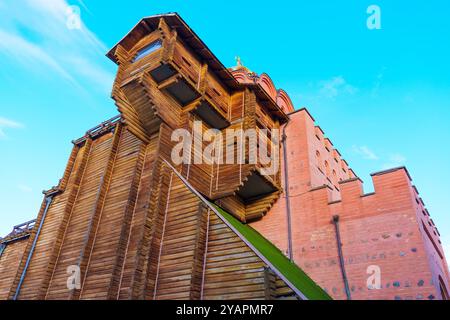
[251,109,450,300]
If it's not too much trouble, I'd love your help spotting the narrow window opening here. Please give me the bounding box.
[133,40,162,62]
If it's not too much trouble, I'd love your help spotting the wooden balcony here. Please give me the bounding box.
[158,73,201,106]
[191,97,229,130]
[237,169,278,202]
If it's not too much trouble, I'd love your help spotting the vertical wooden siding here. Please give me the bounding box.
[10,142,88,300]
[44,133,114,299]
[0,239,28,299]
[79,128,144,299]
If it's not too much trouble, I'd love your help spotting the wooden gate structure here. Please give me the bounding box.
[0,13,330,300]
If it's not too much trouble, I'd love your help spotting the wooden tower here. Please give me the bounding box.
[0,13,329,300]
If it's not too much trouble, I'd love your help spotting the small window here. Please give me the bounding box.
[133,40,162,62]
[317,166,324,174]
[324,161,330,175]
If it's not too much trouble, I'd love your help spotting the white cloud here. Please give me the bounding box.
[293,76,358,107]
[0,30,77,85]
[352,145,379,160]
[0,117,23,128]
[444,243,450,258]
[76,0,92,15]
[351,146,407,171]
[0,0,114,94]
[382,153,407,169]
[319,76,358,99]
[371,66,387,98]
[17,184,33,193]
[0,117,24,139]
[444,245,450,272]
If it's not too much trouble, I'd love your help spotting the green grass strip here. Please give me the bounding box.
[211,203,332,300]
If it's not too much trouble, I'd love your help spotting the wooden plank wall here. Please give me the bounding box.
[115,135,160,299]
[203,212,267,300]
[135,169,296,300]
[78,129,144,299]
[0,239,28,299]
[44,133,115,299]
[112,44,151,143]
[145,175,205,299]
[4,122,296,300]
[7,124,149,300]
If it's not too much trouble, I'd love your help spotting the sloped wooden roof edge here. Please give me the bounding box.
[106,13,289,123]
[0,219,35,244]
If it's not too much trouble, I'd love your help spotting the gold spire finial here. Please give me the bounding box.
[232,56,252,73]
[235,56,243,68]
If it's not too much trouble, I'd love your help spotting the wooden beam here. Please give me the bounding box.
[149,169,174,300]
[107,142,146,299]
[37,138,93,300]
[189,204,209,300]
[128,159,167,299]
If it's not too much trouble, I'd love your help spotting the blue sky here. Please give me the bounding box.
[0,1,449,261]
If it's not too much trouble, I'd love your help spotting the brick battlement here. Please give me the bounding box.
[308,166,424,222]
[308,166,413,207]
[282,108,357,202]
[251,107,450,300]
